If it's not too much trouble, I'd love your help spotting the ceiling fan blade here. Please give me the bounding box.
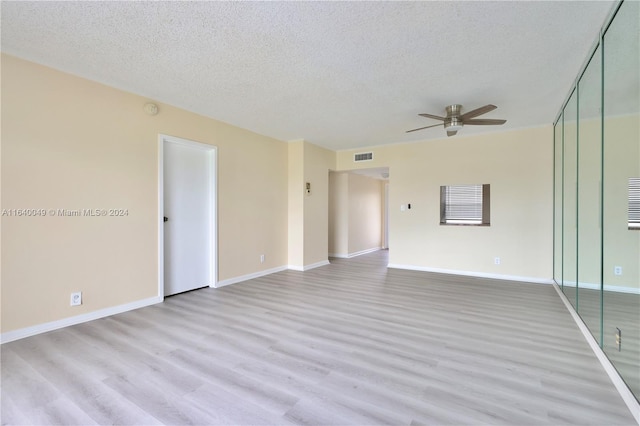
[460,104,497,120]
[418,113,446,121]
[464,118,507,125]
[406,123,442,133]
[447,131,458,137]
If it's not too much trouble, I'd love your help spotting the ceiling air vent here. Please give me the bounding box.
[354,152,373,162]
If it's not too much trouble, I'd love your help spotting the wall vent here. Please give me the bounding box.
[354,152,373,162]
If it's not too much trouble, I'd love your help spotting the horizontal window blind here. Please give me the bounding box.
[630,177,640,228]
[443,184,483,222]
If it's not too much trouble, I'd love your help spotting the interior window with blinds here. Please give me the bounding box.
[440,184,490,225]
[630,177,640,229]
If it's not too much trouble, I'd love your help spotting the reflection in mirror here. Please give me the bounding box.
[577,45,603,344]
[563,89,578,308]
[602,0,640,398]
[554,118,563,286]
[629,177,640,229]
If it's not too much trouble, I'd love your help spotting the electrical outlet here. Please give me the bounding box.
[494,257,501,265]
[614,266,622,276]
[70,292,82,306]
[260,254,265,264]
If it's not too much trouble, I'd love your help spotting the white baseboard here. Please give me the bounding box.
[604,284,638,294]
[288,260,330,272]
[560,281,640,295]
[1,295,163,344]
[552,283,640,424]
[215,265,288,288]
[330,247,382,259]
[328,253,348,258]
[387,263,554,285]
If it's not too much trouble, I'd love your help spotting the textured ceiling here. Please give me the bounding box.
[1,1,616,151]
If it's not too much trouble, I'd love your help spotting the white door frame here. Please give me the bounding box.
[158,134,217,298]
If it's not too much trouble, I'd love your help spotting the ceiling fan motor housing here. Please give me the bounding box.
[445,105,464,131]
[446,104,463,117]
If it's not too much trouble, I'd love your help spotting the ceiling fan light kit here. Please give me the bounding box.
[407,104,506,137]
[444,118,463,132]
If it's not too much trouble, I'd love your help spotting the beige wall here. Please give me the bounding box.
[1,54,289,332]
[577,117,602,287]
[562,110,578,286]
[328,172,383,257]
[328,172,349,256]
[336,126,554,280]
[555,114,640,291]
[287,140,336,269]
[553,123,563,283]
[287,141,305,268]
[347,173,383,255]
[603,114,640,290]
[1,53,558,336]
[303,141,335,266]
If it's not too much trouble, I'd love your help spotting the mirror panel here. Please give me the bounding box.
[554,0,639,402]
[563,89,578,308]
[554,118,563,286]
[602,0,640,398]
[577,45,602,344]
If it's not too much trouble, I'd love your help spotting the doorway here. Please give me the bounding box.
[383,181,389,249]
[328,167,389,258]
[159,135,217,297]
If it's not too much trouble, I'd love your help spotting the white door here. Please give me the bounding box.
[163,137,215,296]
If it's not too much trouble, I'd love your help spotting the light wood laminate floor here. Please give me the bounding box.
[577,287,640,398]
[1,250,637,425]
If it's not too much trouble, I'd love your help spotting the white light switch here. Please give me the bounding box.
[401,205,406,211]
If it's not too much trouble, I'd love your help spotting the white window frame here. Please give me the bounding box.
[440,184,490,226]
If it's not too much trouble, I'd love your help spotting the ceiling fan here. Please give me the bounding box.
[406,104,506,137]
